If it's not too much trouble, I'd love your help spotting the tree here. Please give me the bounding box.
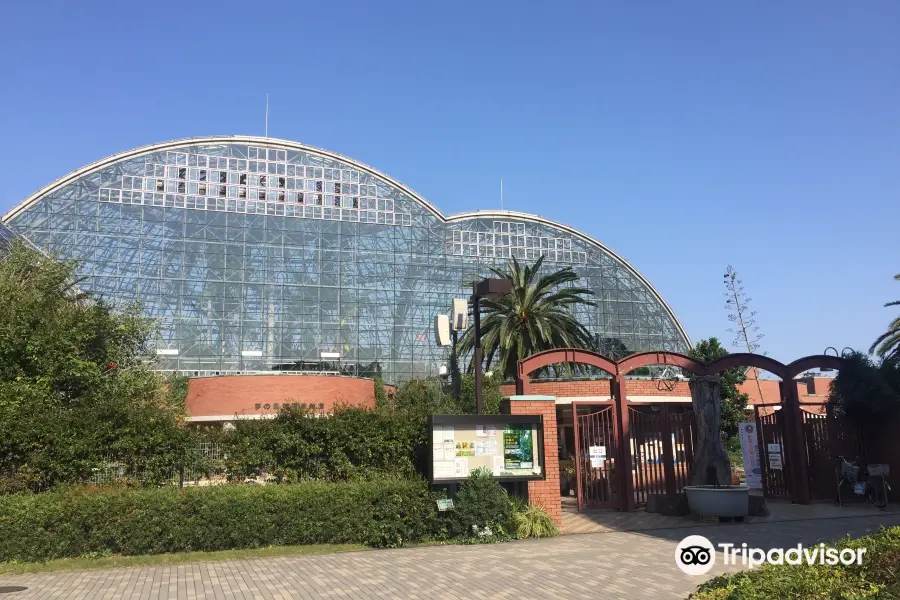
[828,351,900,424]
[0,240,187,491]
[459,373,503,415]
[458,257,596,380]
[870,274,900,359]
[687,337,749,439]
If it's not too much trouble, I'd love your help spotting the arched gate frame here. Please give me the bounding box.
[516,349,845,510]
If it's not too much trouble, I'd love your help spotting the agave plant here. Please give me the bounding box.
[870,274,900,359]
[459,257,596,380]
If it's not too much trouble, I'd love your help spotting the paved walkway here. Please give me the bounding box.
[562,495,896,534]
[2,514,898,599]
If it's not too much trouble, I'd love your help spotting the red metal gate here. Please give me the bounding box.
[630,406,696,506]
[574,404,619,509]
[669,408,696,492]
[801,405,832,501]
[630,407,665,506]
[802,403,866,501]
[754,405,791,499]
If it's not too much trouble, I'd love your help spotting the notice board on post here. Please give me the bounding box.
[427,414,545,483]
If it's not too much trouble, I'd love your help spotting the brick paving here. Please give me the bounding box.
[562,495,896,534]
[2,513,899,599]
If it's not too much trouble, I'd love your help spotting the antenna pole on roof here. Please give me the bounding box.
[265,93,269,138]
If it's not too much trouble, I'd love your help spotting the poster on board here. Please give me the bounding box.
[737,422,763,488]
[503,425,534,469]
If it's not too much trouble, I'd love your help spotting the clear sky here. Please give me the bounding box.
[1,1,897,365]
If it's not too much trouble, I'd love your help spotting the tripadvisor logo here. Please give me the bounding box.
[675,535,716,575]
[675,534,867,575]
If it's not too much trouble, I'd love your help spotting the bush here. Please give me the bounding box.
[220,405,420,482]
[511,498,559,539]
[690,526,900,599]
[0,478,438,561]
[446,468,515,540]
[828,351,900,425]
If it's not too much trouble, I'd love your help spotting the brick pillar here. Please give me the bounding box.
[508,395,561,525]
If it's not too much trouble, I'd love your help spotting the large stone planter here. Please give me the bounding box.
[684,485,750,517]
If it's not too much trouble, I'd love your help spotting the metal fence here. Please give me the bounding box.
[88,442,228,487]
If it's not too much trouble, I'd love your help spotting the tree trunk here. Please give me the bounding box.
[690,375,732,486]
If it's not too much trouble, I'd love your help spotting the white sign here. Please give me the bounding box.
[767,443,783,471]
[589,445,606,468]
[738,423,763,489]
[320,351,340,359]
[433,461,454,479]
[241,350,263,357]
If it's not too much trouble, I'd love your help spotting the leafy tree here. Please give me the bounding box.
[458,373,503,415]
[870,274,900,359]
[687,337,749,439]
[458,257,596,380]
[0,241,188,491]
[373,375,389,410]
[828,351,900,424]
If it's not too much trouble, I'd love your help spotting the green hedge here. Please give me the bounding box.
[0,479,437,562]
[690,526,900,599]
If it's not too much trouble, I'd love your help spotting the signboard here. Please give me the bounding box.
[767,443,783,471]
[429,415,544,482]
[589,445,606,468]
[436,498,454,512]
[738,423,763,489]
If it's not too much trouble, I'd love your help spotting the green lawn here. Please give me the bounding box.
[0,543,370,575]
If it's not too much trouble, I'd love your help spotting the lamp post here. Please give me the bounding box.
[472,278,513,413]
[434,299,469,401]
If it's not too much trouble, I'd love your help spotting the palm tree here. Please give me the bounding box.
[870,274,900,359]
[459,257,596,380]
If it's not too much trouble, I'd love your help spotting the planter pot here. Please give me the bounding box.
[684,485,750,517]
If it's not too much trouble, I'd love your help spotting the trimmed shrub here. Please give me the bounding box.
[220,405,420,482]
[0,478,437,561]
[446,468,515,540]
[690,526,900,599]
[511,498,559,539]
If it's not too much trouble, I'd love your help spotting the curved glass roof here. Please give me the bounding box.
[3,136,690,382]
[0,222,16,248]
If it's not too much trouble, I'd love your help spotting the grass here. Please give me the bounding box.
[0,543,370,575]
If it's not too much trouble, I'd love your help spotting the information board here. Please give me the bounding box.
[429,415,544,482]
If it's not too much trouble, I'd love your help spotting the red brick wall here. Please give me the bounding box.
[508,398,562,525]
[186,375,384,418]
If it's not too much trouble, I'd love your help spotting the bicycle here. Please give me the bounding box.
[836,456,891,510]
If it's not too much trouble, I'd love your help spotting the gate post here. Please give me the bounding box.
[613,376,635,512]
[508,395,562,525]
[783,383,811,504]
[659,404,677,496]
[754,404,770,499]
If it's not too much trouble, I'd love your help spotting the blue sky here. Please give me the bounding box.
[1,1,897,364]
